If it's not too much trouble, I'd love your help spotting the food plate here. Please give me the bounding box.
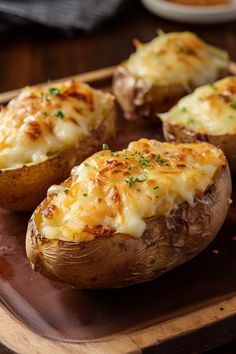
[1,67,236,354]
[141,0,236,24]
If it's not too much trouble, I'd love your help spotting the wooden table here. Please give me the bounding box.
[0,1,236,353]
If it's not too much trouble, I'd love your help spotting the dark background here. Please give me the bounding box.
[0,1,236,353]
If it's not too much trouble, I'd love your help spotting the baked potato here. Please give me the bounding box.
[0,79,116,211]
[161,76,236,171]
[26,139,231,288]
[113,31,234,122]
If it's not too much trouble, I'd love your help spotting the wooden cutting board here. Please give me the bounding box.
[1,67,236,354]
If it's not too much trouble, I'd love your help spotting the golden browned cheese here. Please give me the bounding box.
[167,0,230,5]
[40,139,225,242]
[125,32,229,88]
[0,80,114,169]
[161,76,236,135]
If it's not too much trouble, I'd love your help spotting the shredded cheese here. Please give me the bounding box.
[161,76,236,135]
[126,32,229,88]
[0,80,114,169]
[40,139,225,241]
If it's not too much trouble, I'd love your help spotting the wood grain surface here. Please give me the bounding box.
[1,1,236,353]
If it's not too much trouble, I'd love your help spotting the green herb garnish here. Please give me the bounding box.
[181,107,187,113]
[83,193,88,197]
[84,162,89,167]
[49,87,60,95]
[188,118,195,124]
[156,154,170,165]
[55,110,64,119]
[102,143,109,150]
[230,102,236,110]
[64,188,69,194]
[153,185,159,190]
[208,82,216,90]
[125,176,134,188]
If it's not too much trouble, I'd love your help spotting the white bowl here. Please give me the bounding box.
[141,0,236,24]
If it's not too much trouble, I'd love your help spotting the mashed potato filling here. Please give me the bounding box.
[126,32,228,88]
[41,139,225,241]
[161,76,236,135]
[0,80,113,169]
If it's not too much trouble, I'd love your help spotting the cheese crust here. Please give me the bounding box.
[40,139,225,241]
[161,76,236,135]
[0,80,114,169]
[125,32,229,88]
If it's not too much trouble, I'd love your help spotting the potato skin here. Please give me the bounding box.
[163,122,236,172]
[0,105,116,211]
[112,65,230,122]
[26,164,231,288]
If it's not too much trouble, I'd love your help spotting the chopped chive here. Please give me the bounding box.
[229,102,236,110]
[55,110,64,119]
[208,82,216,90]
[102,143,109,150]
[64,188,69,194]
[84,162,89,167]
[125,176,134,188]
[188,118,195,124]
[156,154,170,165]
[153,185,159,190]
[181,107,187,113]
[127,166,132,170]
[49,87,60,95]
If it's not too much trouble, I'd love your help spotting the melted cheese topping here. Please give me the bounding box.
[126,32,229,88]
[161,76,236,135]
[40,139,225,241]
[0,80,114,169]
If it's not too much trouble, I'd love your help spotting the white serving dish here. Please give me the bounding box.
[141,0,236,24]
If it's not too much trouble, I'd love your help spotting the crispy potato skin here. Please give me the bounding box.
[112,65,230,122]
[163,122,236,172]
[0,105,116,211]
[26,164,231,288]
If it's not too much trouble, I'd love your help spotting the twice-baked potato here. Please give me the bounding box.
[26,139,231,288]
[0,80,116,211]
[113,31,233,121]
[161,76,236,171]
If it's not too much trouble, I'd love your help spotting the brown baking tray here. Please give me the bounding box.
[1,67,236,354]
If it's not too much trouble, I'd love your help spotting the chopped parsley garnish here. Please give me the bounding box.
[125,176,134,188]
[229,102,236,110]
[175,44,194,54]
[181,107,187,113]
[208,82,217,90]
[64,188,69,194]
[127,166,132,170]
[55,110,64,119]
[153,185,159,190]
[49,87,60,95]
[102,143,109,150]
[188,118,195,124]
[83,193,88,197]
[156,154,170,165]
[84,162,89,167]
[40,92,50,103]
[135,176,147,183]
[96,153,105,158]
